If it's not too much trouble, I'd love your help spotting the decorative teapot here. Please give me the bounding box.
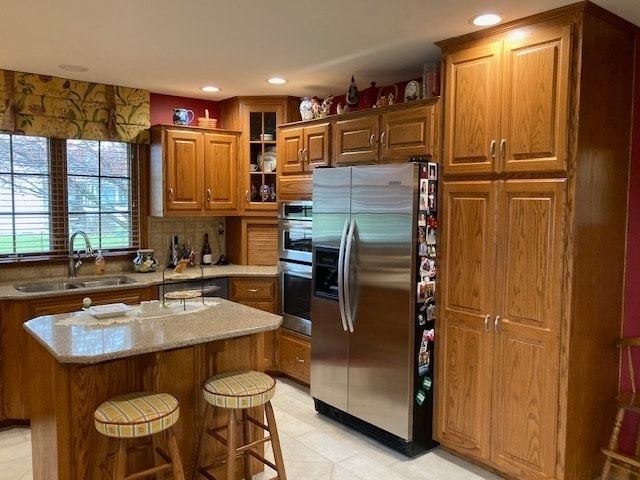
[173,108,194,125]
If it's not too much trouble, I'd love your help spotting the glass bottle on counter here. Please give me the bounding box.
[202,233,212,265]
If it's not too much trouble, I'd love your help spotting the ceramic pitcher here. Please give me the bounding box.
[173,108,195,125]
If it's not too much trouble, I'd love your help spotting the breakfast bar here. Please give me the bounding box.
[24,298,282,480]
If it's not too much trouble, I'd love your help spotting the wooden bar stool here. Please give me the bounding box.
[194,370,287,480]
[93,391,185,480]
[602,337,640,479]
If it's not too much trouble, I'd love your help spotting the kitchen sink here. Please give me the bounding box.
[14,281,81,293]
[14,276,138,293]
[73,276,138,289]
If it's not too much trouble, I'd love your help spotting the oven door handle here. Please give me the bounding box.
[337,218,350,332]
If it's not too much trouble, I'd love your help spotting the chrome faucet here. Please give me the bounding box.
[68,230,94,278]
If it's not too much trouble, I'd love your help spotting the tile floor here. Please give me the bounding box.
[0,378,503,480]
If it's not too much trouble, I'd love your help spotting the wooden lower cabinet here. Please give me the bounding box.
[437,179,564,478]
[229,276,278,372]
[0,286,156,421]
[278,329,310,385]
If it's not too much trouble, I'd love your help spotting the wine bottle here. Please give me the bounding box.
[202,233,213,265]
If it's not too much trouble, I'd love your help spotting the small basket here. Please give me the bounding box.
[376,84,398,108]
[197,117,218,129]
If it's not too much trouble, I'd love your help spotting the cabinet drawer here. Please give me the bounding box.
[279,329,310,384]
[229,277,276,301]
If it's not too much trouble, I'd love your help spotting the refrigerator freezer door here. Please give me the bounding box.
[347,163,417,440]
[311,168,352,412]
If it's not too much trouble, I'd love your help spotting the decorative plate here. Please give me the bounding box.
[404,80,422,102]
[164,290,202,300]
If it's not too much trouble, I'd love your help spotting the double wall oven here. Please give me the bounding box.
[278,201,312,336]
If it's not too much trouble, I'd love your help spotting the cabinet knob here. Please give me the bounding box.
[206,188,211,202]
[168,188,174,202]
[369,134,376,148]
[484,314,491,332]
[494,315,501,334]
[499,139,506,160]
[380,131,387,148]
[295,356,306,363]
[303,149,309,165]
[297,149,303,164]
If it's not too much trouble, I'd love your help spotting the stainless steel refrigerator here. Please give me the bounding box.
[311,161,439,456]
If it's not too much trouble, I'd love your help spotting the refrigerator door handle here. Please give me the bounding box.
[343,219,357,333]
[337,218,350,332]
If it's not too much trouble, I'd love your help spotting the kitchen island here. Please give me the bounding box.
[24,298,282,480]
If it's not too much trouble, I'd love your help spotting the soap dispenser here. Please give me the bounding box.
[95,250,105,275]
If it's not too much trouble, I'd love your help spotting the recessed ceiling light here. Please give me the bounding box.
[267,77,287,85]
[201,85,220,92]
[59,64,89,73]
[470,13,503,26]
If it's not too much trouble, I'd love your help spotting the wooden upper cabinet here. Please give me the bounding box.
[150,125,239,216]
[219,96,300,215]
[379,104,438,162]
[277,120,330,201]
[333,99,439,166]
[279,122,330,175]
[203,132,238,211]
[441,23,571,175]
[442,41,501,174]
[163,128,203,212]
[332,114,379,165]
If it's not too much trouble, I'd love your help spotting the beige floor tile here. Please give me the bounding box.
[0,378,502,480]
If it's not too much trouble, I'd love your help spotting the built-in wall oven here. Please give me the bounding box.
[278,201,312,336]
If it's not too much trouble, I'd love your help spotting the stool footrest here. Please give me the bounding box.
[601,448,640,469]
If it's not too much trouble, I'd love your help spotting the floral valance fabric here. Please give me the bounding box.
[0,69,150,143]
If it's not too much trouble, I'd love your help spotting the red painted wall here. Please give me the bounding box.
[149,93,221,127]
[618,39,640,453]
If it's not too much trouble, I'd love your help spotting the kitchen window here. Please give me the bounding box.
[0,133,141,260]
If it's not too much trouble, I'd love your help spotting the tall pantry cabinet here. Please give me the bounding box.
[435,3,637,480]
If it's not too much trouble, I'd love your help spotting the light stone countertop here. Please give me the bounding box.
[0,264,277,300]
[23,298,282,364]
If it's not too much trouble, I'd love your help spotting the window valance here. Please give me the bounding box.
[0,69,149,143]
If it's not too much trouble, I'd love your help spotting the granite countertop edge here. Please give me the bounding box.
[24,299,282,364]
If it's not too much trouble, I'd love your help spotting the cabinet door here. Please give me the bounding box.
[279,126,305,175]
[490,179,564,478]
[379,104,434,162]
[279,329,311,385]
[500,24,571,174]
[442,41,501,175]
[203,132,238,212]
[332,115,379,166]
[303,122,330,171]
[437,180,497,460]
[165,129,203,213]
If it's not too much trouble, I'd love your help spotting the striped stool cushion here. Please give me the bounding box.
[94,392,179,438]
[203,370,275,409]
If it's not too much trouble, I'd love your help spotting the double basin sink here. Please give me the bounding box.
[14,275,138,293]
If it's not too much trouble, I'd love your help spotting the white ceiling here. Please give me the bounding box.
[1,0,639,101]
